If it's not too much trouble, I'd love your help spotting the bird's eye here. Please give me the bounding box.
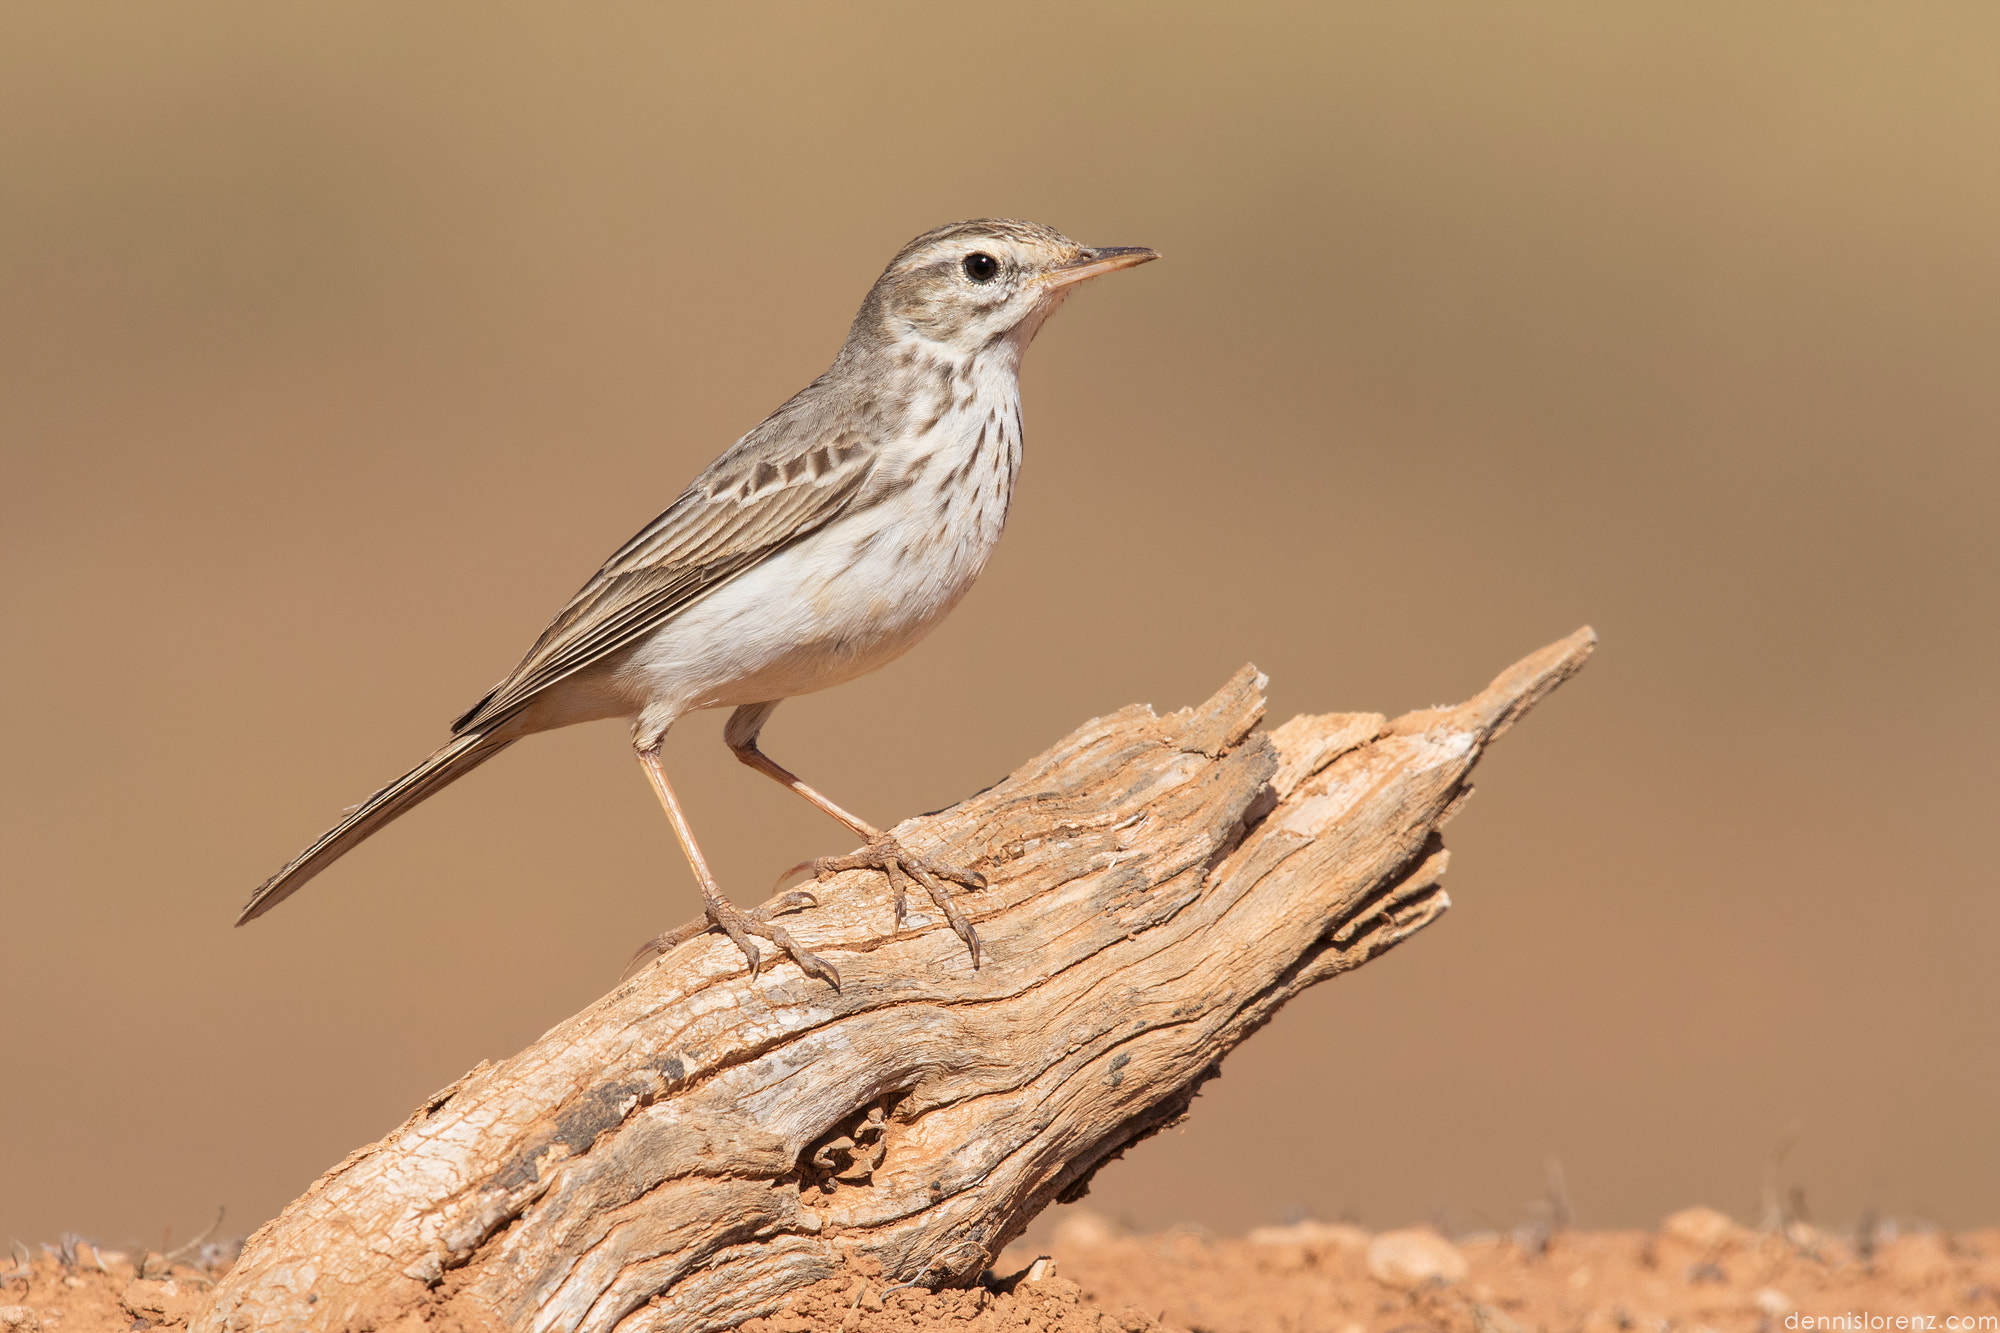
[962,252,999,283]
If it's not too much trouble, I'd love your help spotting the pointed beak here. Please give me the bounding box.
[1038,245,1161,291]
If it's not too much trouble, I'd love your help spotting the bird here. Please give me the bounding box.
[237,218,1158,987]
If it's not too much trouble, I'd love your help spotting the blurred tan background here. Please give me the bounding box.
[3,3,1995,1249]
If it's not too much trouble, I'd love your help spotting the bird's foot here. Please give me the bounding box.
[622,888,838,988]
[810,836,985,968]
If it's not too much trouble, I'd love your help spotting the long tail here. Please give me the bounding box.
[237,728,518,925]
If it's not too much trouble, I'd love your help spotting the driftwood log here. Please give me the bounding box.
[196,629,1595,1333]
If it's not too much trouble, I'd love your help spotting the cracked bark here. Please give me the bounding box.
[195,628,1595,1333]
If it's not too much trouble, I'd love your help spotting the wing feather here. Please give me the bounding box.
[451,431,876,734]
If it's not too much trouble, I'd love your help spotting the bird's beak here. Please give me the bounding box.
[1038,246,1161,291]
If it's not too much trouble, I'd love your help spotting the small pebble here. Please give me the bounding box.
[1366,1229,1468,1289]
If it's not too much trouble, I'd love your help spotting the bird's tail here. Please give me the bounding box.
[236,728,517,926]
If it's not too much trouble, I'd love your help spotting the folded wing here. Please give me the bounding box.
[453,429,877,734]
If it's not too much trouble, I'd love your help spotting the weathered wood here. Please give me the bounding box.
[196,629,1595,1333]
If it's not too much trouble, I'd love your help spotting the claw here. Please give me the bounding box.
[764,924,841,989]
[882,857,912,929]
[711,893,845,988]
[705,898,764,977]
[918,859,986,892]
[771,859,819,896]
[912,866,981,967]
[768,888,819,916]
[624,890,837,988]
[814,836,984,968]
[620,918,708,981]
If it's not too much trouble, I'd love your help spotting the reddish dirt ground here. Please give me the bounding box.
[4,1210,1995,1333]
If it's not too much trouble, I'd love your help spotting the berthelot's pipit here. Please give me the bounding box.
[238,219,1157,986]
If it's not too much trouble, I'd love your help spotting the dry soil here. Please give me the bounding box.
[4,1209,1993,1333]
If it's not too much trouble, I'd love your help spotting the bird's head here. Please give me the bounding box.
[846,218,1158,363]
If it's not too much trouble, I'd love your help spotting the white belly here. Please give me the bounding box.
[610,390,1022,735]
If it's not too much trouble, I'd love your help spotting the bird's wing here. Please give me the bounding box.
[451,429,878,734]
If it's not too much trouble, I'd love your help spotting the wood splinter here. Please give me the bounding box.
[197,628,1596,1333]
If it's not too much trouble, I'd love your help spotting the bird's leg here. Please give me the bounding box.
[724,703,985,967]
[629,741,838,987]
